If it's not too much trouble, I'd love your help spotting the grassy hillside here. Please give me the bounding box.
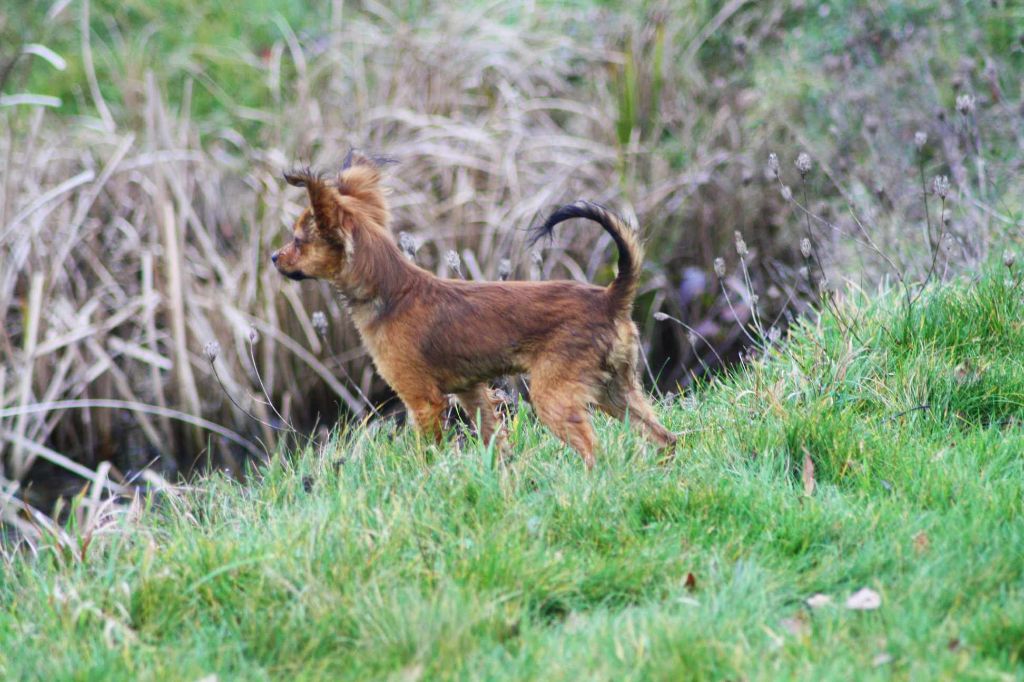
[3,267,1023,680]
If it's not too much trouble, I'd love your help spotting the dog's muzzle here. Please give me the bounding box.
[271,251,307,280]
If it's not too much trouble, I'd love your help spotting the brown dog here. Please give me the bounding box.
[271,154,676,467]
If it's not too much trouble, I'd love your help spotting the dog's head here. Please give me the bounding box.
[272,153,390,282]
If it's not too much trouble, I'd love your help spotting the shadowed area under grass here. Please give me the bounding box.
[2,266,1023,679]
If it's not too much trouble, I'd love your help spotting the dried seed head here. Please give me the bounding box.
[795,152,812,176]
[768,326,781,344]
[248,326,260,344]
[767,152,780,176]
[204,341,220,362]
[751,293,759,305]
[312,311,328,336]
[1003,250,1016,269]
[800,238,813,259]
[713,257,726,277]
[932,175,950,199]
[914,130,928,150]
[398,232,417,259]
[955,93,975,116]
[942,232,956,253]
[734,231,749,257]
[498,258,512,281]
[653,311,670,321]
[781,185,793,201]
[445,250,462,274]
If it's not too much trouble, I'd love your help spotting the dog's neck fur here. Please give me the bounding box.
[331,225,428,331]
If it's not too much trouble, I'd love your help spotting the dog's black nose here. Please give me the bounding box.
[271,251,278,264]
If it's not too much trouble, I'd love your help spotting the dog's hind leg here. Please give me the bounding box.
[529,371,598,469]
[597,343,678,458]
[456,384,506,451]
[599,384,677,458]
[594,321,677,458]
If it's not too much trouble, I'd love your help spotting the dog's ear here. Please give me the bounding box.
[340,150,399,197]
[284,167,347,239]
[282,166,317,188]
[338,155,384,201]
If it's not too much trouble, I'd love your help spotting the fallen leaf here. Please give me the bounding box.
[684,572,697,591]
[780,614,809,637]
[802,449,816,497]
[872,652,893,667]
[805,593,833,609]
[846,587,882,610]
[913,530,930,554]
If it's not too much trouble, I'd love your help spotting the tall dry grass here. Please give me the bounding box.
[0,4,701,503]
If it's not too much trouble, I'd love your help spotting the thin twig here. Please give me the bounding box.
[884,404,931,423]
[208,357,289,432]
[246,336,294,431]
[655,312,726,370]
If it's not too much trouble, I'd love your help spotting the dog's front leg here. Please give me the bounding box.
[456,384,508,454]
[402,391,447,445]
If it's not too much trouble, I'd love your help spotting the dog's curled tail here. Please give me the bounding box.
[530,200,643,317]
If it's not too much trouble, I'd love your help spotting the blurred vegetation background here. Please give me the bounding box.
[1,0,1021,503]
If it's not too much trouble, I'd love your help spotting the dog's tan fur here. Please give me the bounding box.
[271,154,676,467]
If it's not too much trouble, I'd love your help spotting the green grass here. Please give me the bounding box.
[6,0,325,122]
[3,268,1024,680]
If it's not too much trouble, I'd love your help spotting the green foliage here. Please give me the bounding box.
[6,0,326,125]
[613,17,665,151]
[3,267,1024,678]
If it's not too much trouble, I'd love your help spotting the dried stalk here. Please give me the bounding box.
[10,273,44,479]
